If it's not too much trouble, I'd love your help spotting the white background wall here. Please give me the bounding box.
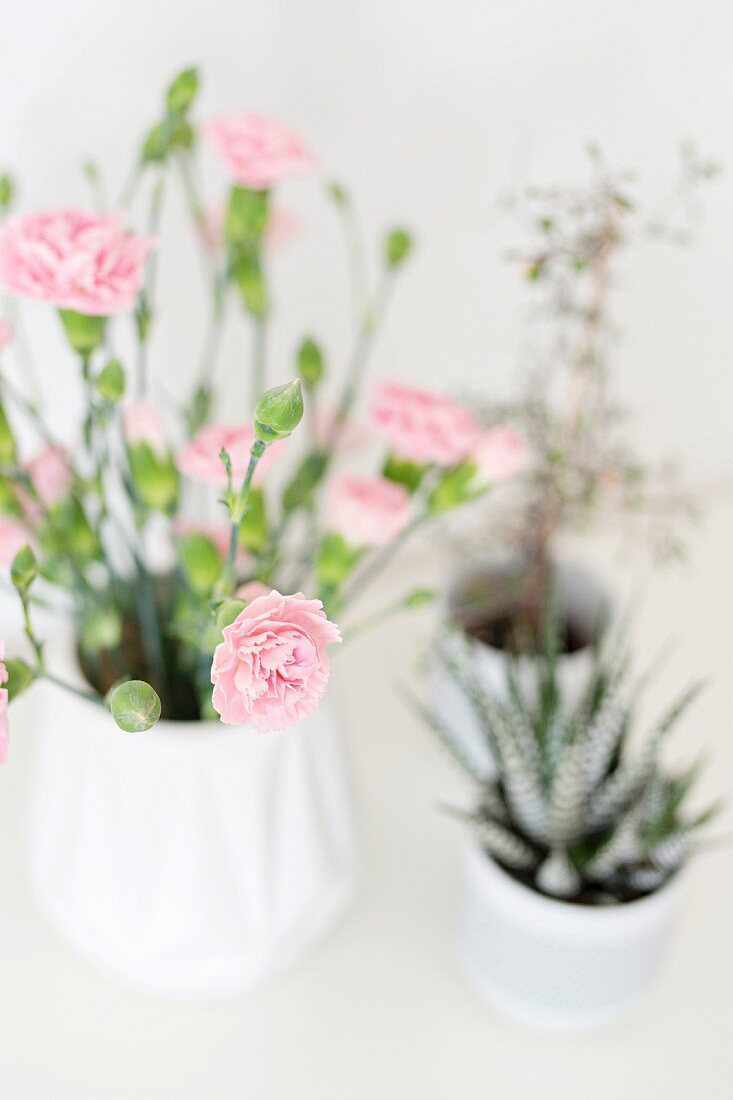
[1,0,731,484]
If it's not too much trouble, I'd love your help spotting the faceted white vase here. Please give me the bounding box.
[431,559,609,779]
[457,843,680,1033]
[28,671,358,999]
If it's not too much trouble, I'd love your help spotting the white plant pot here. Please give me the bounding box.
[431,559,609,778]
[28,660,358,1000]
[456,842,680,1033]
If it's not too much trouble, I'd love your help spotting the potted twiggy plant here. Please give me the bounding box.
[418,625,720,1032]
[435,148,718,763]
[0,67,515,997]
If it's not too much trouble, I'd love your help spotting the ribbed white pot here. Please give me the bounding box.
[431,559,608,779]
[28,663,358,1000]
[456,843,680,1033]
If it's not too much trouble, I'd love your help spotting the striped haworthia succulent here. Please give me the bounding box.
[424,628,718,904]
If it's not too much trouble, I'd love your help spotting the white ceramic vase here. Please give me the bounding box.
[28,661,358,999]
[431,559,609,778]
[456,842,680,1033]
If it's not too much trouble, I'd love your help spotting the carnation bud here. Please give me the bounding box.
[296,337,324,390]
[10,543,38,595]
[165,67,199,115]
[59,309,106,356]
[253,379,304,443]
[385,228,413,268]
[141,118,194,165]
[108,680,162,733]
[95,359,125,405]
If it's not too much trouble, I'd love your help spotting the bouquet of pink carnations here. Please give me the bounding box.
[0,67,520,754]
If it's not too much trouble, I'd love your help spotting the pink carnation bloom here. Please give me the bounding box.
[235,580,270,604]
[328,474,411,548]
[472,426,527,483]
[370,380,481,468]
[207,114,316,191]
[0,317,14,353]
[24,445,72,507]
[211,590,341,731]
[0,208,154,316]
[176,422,285,487]
[123,400,169,458]
[0,515,30,568]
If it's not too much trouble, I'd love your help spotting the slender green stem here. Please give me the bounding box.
[223,441,266,590]
[337,198,370,331]
[0,374,56,446]
[43,672,106,708]
[340,513,428,608]
[340,595,415,643]
[251,312,267,408]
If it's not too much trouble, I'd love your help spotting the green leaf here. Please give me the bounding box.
[0,400,17,464]
[316,532,364,586]
[213,597,246,631]
[127,443,179,513]
[10,543,38,594]
[0,477,22,518]
[254,379,304,442]
[58,310,106,356]
[282,451,327,512]
[297,337,324,389]
[165,67,199,114]
[108,680,162,733]
[385,228,413,268]
[80,606,122,652]
[184,383,212,436]
[95,359,125,405]
[382,453,425,494]
[427,460,481,515]
[141,117,194,165]
[4,657,34,701]
[238,487,268,552]
[177,532,224,597]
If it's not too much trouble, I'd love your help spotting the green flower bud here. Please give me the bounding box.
[95,359,126,404]
[177,532,223,597]
[141,117,194,165]
[165,67,199,115]
[108,679,162,733]
[10,543,38,594]
[385,228,413,268]
[59,309,106,356]
[296,337,324,390]
[253,379,304,443]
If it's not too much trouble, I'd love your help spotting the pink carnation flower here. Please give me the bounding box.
[123,400,169,458]
[0,515,30,568]
[370,381,481,468]
[0,208,155,316]
[211,590,341,731]
[176,422,285,487]
[328,474,411,548]
[24,445,72,507]
[0,317,14,353]
[235,580,270,604]
[207,114,316,191]
[472,426,527,483]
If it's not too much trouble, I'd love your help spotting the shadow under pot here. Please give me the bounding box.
[456,842,680,1034]
[430,559,610,779]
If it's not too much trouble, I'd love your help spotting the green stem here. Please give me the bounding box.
[43,672,106,708]
[223,441,266,590]
[340,513,427,608]
[251,312,267,408]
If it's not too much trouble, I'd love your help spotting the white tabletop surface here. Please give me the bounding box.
[1,493,732,1100]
